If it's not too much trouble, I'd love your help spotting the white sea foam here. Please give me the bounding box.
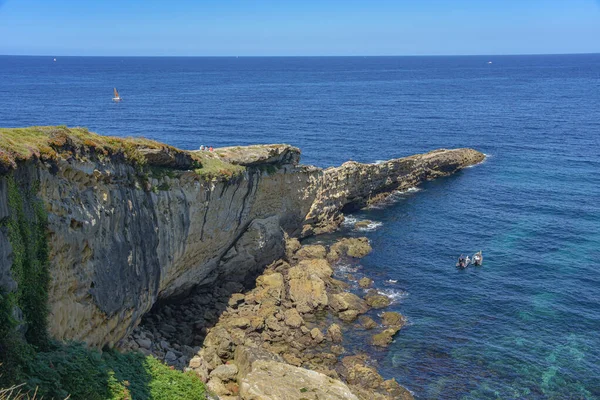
[342,215,383,232]
[334,263,359,274]
[368,187,422,209]
[377,288,409,302]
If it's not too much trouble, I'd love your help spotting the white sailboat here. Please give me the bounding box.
[112,88,122,102]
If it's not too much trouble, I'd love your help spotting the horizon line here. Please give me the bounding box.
[1,52,599,58]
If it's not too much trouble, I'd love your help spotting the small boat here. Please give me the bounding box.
[472,251,483,266]
[456,255,470,269]
[112,88,122,102]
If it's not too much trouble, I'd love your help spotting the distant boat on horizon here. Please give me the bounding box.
[112,88,122,103]
[488,61,493,64]
[53,58,56,62]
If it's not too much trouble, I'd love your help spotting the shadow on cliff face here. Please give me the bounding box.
[124,269,264,370]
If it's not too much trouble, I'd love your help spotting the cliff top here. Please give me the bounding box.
[0,126,297,179]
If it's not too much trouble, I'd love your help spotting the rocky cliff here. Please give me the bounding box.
[0,127,484,348]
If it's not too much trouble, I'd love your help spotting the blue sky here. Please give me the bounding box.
[0,0,599,56]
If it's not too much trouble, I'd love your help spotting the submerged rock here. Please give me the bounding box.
[354,220,373,230]
[371,327,401,347]
[358,277,374,288]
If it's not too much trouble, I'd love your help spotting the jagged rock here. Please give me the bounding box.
[285,237,302,261]
[310,328,325,343]
[288,276,328,313]
[210,364,239,382]
[327,324,343,343]
[284,308,304,328]
[329,292,369,314]
[364,291,392,309]
[328,237,372,261]
[294,244,327,260]
[381,312,405,327]
[358,316,378,330]
[358,277,373,288]
[214,144,301,167]
[207,377,232,396]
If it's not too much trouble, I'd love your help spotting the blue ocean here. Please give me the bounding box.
[1,55,599,399]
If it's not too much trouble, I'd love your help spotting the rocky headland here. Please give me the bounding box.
[0,126,484,399]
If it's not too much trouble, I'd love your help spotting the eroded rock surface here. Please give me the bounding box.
[0,132,483,348]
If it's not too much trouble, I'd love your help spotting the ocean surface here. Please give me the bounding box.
[1,54,599,399]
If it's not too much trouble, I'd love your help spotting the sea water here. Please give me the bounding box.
[1,54,599,399]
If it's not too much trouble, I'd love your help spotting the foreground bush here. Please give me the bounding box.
[1,342,206,400]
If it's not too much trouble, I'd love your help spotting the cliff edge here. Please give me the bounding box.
[0,126,484,348]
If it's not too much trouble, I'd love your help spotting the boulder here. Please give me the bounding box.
[327,324,343,343]
[338,310,360,322]
[288,276,328,313]
[329,292,369,314]
[381,312,405,327]
[341,356,384,389]
[290,259,333,280]
[364,291,392,309]
[310,328,325,343]
[284,308,304,328]
[210,363,239,382]
[358,316,378,330]
[239,359,359,400]
[294,244,327,260]
[327,237,372,261]
[371,327,401,347]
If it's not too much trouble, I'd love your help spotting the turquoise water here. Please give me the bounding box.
[1,54,599,399]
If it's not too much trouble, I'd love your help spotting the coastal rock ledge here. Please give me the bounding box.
[0,126,484,349]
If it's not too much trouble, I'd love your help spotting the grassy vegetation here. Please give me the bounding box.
[0,126,246,182]
[0,126,173,173]
[0,172,206,399]
[193,153,245,181]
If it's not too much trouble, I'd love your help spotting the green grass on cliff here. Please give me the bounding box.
[0,126,245,181]
[0,126,168,173]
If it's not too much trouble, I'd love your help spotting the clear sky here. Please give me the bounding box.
[1,0,599,56]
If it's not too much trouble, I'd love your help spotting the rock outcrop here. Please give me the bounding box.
[0,127,484,348]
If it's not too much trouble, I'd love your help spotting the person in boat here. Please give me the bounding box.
[465,255,471,265]
[457,255,466,268]
[473,251,483,266]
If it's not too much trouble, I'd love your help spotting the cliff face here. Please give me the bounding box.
[0,128,484,347]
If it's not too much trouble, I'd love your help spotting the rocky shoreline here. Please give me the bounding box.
[119,236,412,399]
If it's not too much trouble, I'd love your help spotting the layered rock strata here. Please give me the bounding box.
[0,129,484,347]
